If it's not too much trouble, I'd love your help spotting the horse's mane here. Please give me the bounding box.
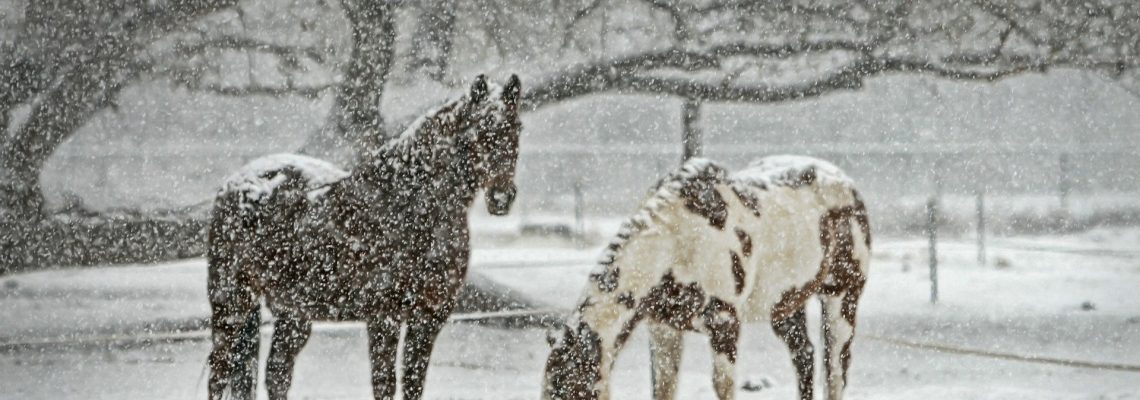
[595,158,729,268]
[362,102,465,171]
[362,82,508,172]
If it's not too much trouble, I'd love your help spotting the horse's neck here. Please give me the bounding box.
[577,224,673,370]
[344,151,478,225]
[352,100,467,182]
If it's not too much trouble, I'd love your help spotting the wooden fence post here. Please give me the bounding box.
[1058,152,1071,211]
[926,155,944,304]
[976,188,986,266]
[927,197,939,304]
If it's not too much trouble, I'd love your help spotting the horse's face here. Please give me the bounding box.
[542,322,602,400]
[469,75,522,216]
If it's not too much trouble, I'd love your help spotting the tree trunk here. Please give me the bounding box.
[408,0,457,82]
[0,0,241,220]
[0,0,240,272]
[302,0,398,164]
[1,35,137,221]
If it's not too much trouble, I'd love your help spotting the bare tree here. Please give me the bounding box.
[301,0,397,163]
[0,0,391,271]
[520,0,1140,109]
[406,0,458,82]
[1,0,1137,271]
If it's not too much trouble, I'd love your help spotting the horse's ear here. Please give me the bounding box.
[503,74,521,104]
[470,74,489,103]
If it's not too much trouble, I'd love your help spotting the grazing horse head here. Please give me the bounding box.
[463,74,522,216]
[542,321,604,400]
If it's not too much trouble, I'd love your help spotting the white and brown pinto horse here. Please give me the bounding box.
[542,156,870,400]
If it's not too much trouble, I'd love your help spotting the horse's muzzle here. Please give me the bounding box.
[486,184,516,216]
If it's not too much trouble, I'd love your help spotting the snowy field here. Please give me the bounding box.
[2,225,1139,400]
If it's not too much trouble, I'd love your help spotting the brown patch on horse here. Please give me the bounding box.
[614,313,643,350]
[729,251,746,295]
[641,272,707,331]
[576,298,594,313]
[589,267,620,293]
[730,185,763,218]
[734,228,752,257]
[772,278,825,322]
[615,272,726,350]
[616,292,636,309]
[822,308,835,392]
[772,205,862,321]
[824,201,868,326]
[703,298,741,363]
[770,166,817,189]
[840,278,865,326]
[678,174,728,230]
[792,167,817,187]
[841,338,853,386]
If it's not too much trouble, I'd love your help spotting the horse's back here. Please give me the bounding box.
[728,155,869,322]
[219,153,347,204]
[733,154,859,210]
[208,154,347,294]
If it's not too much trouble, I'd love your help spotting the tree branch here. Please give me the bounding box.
[561,0,605,50]
[175,35,327,63]
[524,36,1108,110]
[639,0,690,42]
[177,81,334,99]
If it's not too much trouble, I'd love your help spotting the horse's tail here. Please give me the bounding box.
[850,188,871,253]
[206,190,263,400]
[818,188,870,399]
[228,309,262,400]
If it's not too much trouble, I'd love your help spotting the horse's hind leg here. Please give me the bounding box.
[820,283,863,400]
[207,249,261,399]
[648,322,683,400]
[772,308,813,400]
[207,301,260,400]
[207,195,263,400]
[266,316,312,400]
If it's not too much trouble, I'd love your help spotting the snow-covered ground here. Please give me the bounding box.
[2,226,1139,400]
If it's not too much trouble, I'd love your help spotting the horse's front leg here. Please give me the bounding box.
[367,317,401,400]
[266,316,312,400]
[649,322,684,400]
[401,308,449,400]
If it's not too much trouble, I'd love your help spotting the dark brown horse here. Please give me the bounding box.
[206,75,522,400]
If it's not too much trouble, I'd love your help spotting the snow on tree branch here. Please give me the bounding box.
[520,0,1140,109]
